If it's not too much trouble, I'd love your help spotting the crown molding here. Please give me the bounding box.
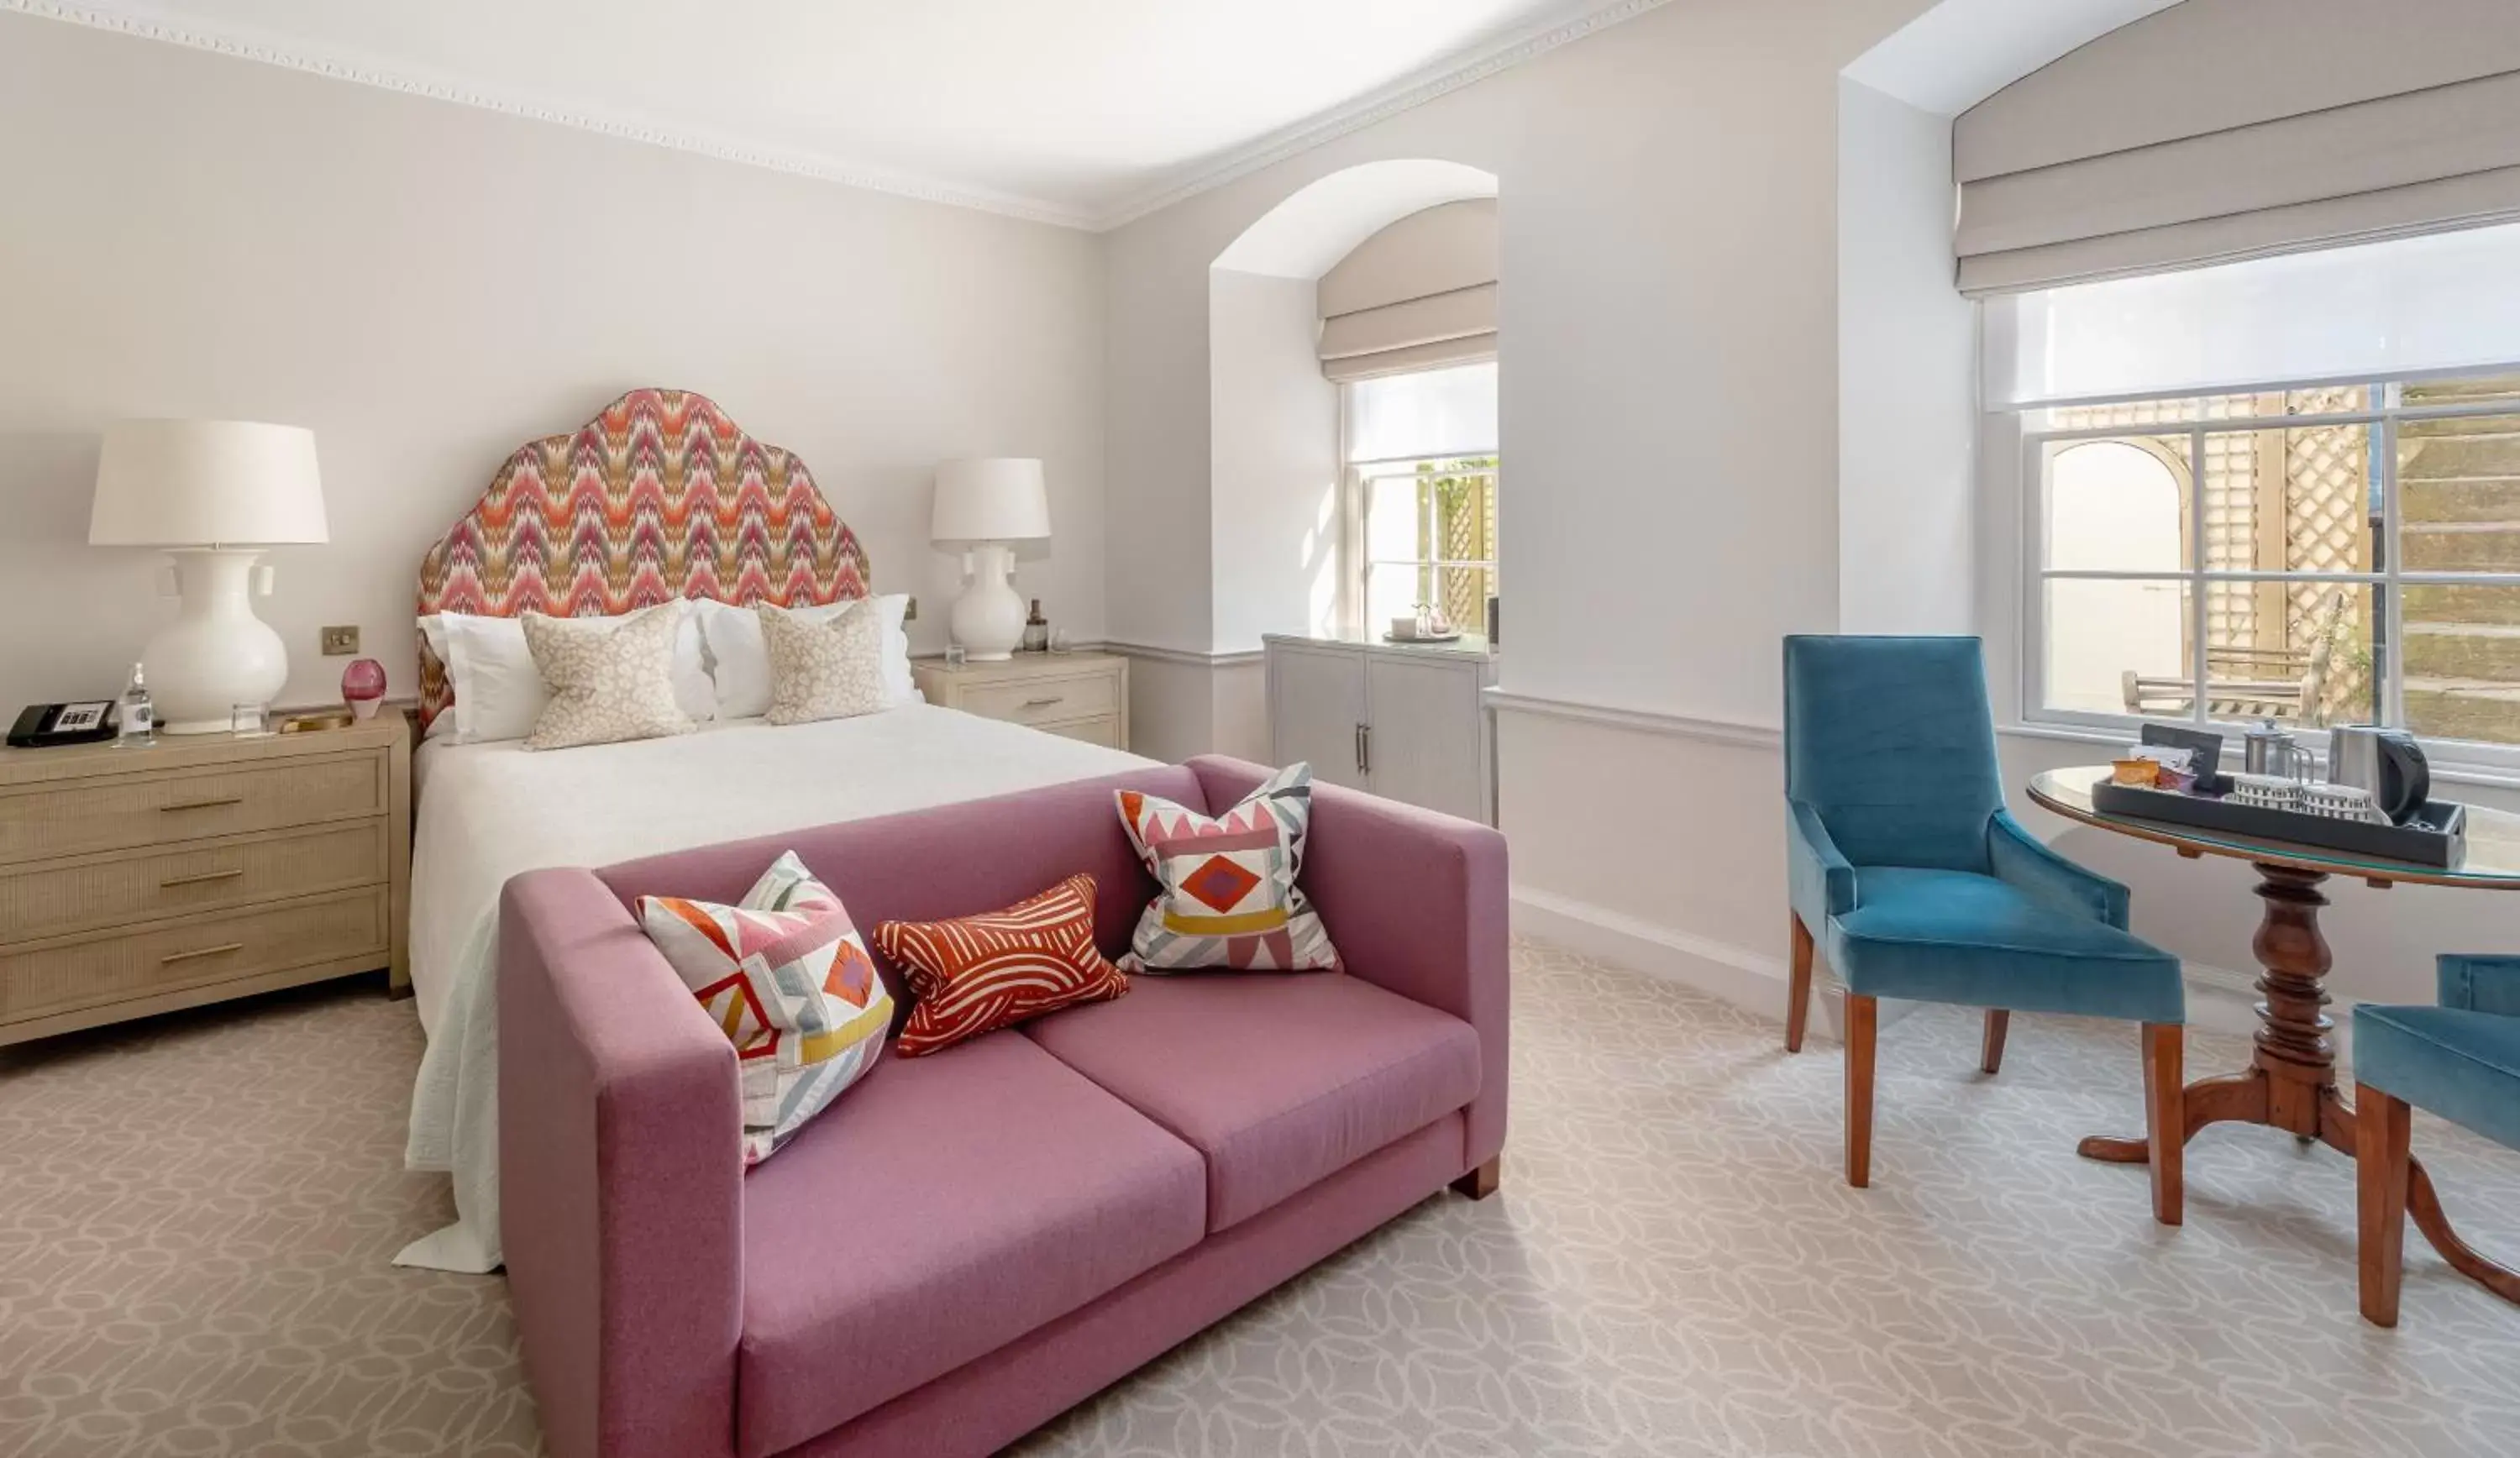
[8,0,1672,234]
[2,0,1101,229]
[1089,0,1676,229]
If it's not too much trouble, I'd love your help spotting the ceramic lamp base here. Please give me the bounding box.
[948,543,1026,661]
[143,548,290,734]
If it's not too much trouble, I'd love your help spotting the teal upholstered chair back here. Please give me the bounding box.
[1783,635,2003,873]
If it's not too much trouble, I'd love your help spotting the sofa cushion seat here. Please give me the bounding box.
[1022,972,1481,1232]
[735,1031,1206,1458]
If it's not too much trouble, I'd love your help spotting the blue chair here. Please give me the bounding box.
[1782,635,2187,1221]
[2354,954,2520,1326]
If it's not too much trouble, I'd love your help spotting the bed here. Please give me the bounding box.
[396,391,1150,1272]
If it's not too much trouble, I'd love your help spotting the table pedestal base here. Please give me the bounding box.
[2076,863,2520,1309]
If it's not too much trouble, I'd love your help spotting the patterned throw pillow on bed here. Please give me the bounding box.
[638,852,893,1165]
[1114,763,1341,973]
[519,603,696,750]
[873,874,1130,1057]
[758,601,890,726]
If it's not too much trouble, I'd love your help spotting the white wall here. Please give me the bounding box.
[1207,271,1340,652]
[0,14,1106,710]
[1836,77,1976,636]
[1105,0,1942,1004]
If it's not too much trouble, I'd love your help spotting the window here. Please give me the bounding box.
[1342,362,1498,638]
[2024,375,2520,755]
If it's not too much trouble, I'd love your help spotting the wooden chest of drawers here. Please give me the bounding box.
[912,653,1129,750]
[0,720,409,1046]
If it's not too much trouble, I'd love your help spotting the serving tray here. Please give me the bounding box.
[2090,781,2468,868]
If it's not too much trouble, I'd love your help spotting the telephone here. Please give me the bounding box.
[8,701,117,748]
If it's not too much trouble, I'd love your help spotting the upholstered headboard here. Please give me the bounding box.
[416,389,870,732]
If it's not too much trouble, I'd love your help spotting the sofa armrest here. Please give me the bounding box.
[1188,757,1510,1172]
[1988,810,2129,929]
[1785,800,1856,929]
[499,869,743,1458]
[2439,953,2520,1016]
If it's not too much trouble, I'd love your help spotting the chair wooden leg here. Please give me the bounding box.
[1845,993,1877,1188]
[1452,1156,1501,1201]
[1980,1010,2010,1076]
[2141,1023,2183,1226]
[1786,913,1815,1053]
[2357,1082,2411,1327]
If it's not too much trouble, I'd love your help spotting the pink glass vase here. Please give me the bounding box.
[342,658,387,720]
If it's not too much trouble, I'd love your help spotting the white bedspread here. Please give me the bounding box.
[398,705,1153,1272]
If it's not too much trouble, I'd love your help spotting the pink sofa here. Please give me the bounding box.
[497,756,1509,1458]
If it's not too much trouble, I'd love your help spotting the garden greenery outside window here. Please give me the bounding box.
[2024,375,2520,753]
[1344,361,1497,639]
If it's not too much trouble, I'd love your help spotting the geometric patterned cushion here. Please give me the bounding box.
[638,852,892,1166]
[1114,762,1341,974]
[872,874,1131,1057]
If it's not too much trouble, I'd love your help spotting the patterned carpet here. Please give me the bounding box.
[4,942,2518,1457]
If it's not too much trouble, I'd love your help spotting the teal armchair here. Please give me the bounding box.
[2353,953,2520,1325]
[1782,636,2187,1222]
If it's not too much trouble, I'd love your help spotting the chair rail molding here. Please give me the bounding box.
[1096,640,1266,669]
[1483,688,1782,751]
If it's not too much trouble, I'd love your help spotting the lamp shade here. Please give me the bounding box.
[930,457,1049,543]
[90,420,328,546]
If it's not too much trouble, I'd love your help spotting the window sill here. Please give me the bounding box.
[2000,719,2520,795]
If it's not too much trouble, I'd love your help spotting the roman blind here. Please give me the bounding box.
[1318,199,1497,381]
[1952,0,2520,296]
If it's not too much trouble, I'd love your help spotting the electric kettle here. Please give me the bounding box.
[2328,726,2430,824]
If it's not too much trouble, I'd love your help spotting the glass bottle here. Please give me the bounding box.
[116,662,155,747]
[1021,598,1049,653]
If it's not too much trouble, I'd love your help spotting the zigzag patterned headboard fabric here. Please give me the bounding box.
[415,388,870,732]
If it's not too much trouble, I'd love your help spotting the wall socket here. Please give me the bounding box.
[320,625,360,656]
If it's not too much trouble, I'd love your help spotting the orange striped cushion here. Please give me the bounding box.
[874,873,1129,1057]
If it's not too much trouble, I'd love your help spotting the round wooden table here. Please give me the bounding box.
[2027,767,2520,1308]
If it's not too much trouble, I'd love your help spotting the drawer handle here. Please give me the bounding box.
[160,796,244,813]
[160,942,244,965]
[160,868,244,889]
[1021,696,1065,709]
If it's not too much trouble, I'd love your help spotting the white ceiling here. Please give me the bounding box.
[24,0,1671,228]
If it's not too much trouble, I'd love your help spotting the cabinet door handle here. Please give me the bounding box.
[1356,723,1371,776]
[1021,695,1065,709]
[160,942,244,965]
[160,868,244,889]
[160,796,244,813]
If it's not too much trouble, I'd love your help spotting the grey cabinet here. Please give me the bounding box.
[1263,634,1495,823]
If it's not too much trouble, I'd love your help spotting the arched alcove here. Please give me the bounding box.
[1206,160,1499,653]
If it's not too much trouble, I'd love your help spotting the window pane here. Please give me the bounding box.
[2202,420,2378,576]
[2404,584,2520,745]
[2402,373,2520,411]
[2400,412,2520,573]
[1364,563,1426,636]
[2045,578,2190,716]
[1348,363,1498,461]
[2045,437,2189,572]
[2035,388,2369,433]
[2206,583,2376,730]
[1362,474,1421,562]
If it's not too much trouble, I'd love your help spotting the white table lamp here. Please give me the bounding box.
[91,420,328,733]
[932,458,1049,661]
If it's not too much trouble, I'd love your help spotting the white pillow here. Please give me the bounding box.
[697,595,914,720]
[420,605,712,742]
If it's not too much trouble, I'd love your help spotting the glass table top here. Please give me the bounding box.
[2027,766,2520,889]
